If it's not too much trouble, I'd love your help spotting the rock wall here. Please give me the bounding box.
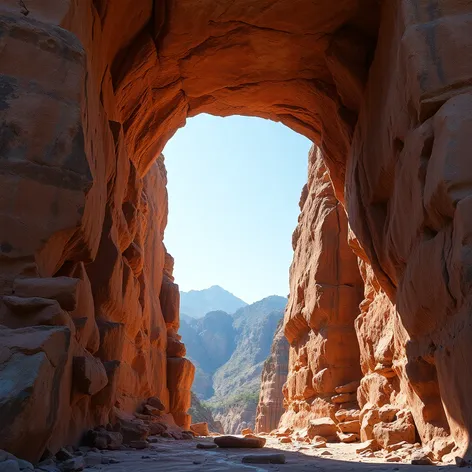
[0,6,193,461]
[276,2,472,461]
[280,146,364,430]
[344,1,472,459]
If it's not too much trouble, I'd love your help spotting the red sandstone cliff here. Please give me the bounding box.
[280,146,364,430]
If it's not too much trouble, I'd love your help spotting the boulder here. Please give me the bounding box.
[129,440,148,449]
[58,457,85,472]
[119,419,150,444]
[411,449,435,466]
[190,423,209,436]
[307,418,338,442]
[55,449,74,462]
[335,409,360,422]
[142,404,162,417]
[356,439,380,454]
[338,420,360,434]
[214,436,266,448]
[196,443,217,449]
[312,437,327,448]
[86,430,123,450]
[147,397,165,411]
[0,326,71,463]
[372,411,416,448]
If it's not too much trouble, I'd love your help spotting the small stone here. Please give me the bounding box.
[386,441,409,452]
[241,428,254,436]
[147,438,159,443]
[129,440,148,449]
[320,451,332,456]
[279,437,292,443]
[59,457,85,472]
[312,440,327,448]
[356,440,380,454]
[192,461,203,465]
[387,456,402,462]
[147,397,165,411]
[337,432,359,443]
[55,449,74,462]
[411,450,435,466]
[143,404,162,417]
[242,454,286,464]
[196,443,217,449]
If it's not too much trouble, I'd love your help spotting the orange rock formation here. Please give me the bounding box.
[280,146,363,429]
[0,0,471,465]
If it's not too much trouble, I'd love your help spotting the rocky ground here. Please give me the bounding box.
[17,435,458,472]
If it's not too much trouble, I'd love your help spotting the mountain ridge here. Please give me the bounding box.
[179,285,248,319]
[180,291,287,433]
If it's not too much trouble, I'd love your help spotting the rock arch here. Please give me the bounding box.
[1,0,472,464]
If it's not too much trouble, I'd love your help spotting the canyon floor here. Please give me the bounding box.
[76,436,454,472]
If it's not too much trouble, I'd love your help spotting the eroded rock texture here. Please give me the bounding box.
[280,146,364,430]
[1,0,472,464]
[345,1,472,459]
[255,319,289,434]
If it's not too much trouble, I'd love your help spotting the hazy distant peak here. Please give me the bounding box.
[180,286,248,319]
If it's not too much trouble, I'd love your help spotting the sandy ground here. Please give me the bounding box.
[80,436,457,472]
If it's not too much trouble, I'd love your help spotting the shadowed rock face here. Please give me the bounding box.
[1,0,472,464]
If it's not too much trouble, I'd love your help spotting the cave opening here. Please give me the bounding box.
[161,113,311,435]
[4,0,471,468]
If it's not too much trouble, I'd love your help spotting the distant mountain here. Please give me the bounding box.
[212,296,287,400]
[180,294,287,434]
[180,310,236,398]
[180,285,248,319]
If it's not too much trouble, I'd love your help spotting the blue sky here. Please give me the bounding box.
[163,114,312,304]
